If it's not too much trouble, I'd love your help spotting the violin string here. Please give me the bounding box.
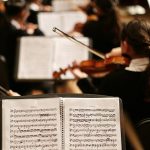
[52,27,105,59]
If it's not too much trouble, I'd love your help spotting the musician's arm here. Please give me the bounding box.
[106,47,122,58]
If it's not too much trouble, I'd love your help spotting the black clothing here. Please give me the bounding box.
[0,13,12,89]
[27,9,38,24]
[0,12,44,94]
[42,0,52,5]
[0,13,12,57]
[0,56,9,90]
[77,69,149,123]
[81,16,120,59]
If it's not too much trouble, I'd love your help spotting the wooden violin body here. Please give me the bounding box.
[53,56,130,79]
[52,28,130,79]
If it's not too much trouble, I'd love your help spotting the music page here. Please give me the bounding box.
[17,37,54,80]
[64,97,122,150]
[38,11,87,36]
[38,12,62,36]
[2,98,62,150]
[62,11,87,33]
[52,37,90,79]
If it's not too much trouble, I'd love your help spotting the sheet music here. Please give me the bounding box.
[2,95,123,149]
[64,97,122,150]
[38,11,87,36]
[16,36,90,80]
[52,37,90,79]
[38,12,62,36]
[2,98,62,150]
[62,11,87,33]
[17,37,54,79]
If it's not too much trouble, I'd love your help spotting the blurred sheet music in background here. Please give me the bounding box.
[38,11,87,36]
[15,36,90,80]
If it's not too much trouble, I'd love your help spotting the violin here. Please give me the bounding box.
[52,28,130,79]
[53,56,130,79]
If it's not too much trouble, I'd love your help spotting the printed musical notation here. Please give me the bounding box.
[2,98,62,150]
[64,98,122,150]
[68,108,117,149]
[2,96,122,150]
[9,108,58,149]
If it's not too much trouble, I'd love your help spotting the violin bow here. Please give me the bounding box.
[52,27,105,59]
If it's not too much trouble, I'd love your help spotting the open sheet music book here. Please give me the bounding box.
[38,11,87,36]
[1,94,125,150]
[15,36,90,80]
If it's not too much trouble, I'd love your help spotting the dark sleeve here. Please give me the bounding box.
[96,70,126,97]
[33,28,44,36]
[27,10,38,24]
[77,77,99,94]
[0,57,9,90]
[81,20,97,37]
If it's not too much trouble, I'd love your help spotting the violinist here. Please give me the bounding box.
[72,0,122,60]
[77,18,150,125]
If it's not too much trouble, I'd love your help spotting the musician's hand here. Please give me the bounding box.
[73,22,84,33]
[106,47,122,58]
[70,68,88,79]
[7,90,20,96]
[26,23,38,34]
